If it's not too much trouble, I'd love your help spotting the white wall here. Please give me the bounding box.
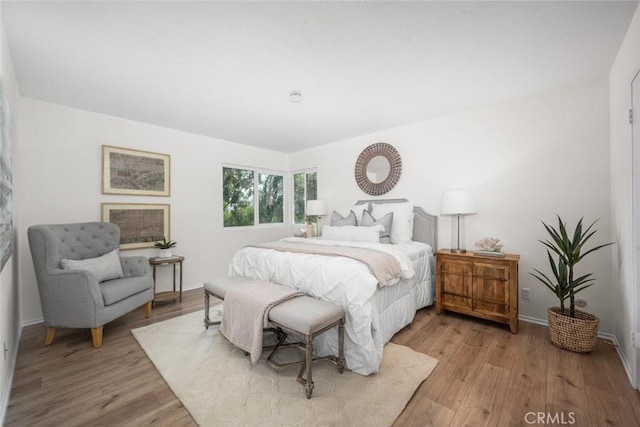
[17,99,292,324]
[291,77,614,333]
[610,5,640,387]
[0,5,20,423]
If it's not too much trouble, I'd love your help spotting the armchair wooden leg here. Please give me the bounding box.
[91,326,103,348]
[144,301,152,318]
[44,327,56,346]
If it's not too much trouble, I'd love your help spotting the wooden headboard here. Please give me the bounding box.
[355,199,437,249]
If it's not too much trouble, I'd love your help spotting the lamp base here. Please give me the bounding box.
[450,215,468,254]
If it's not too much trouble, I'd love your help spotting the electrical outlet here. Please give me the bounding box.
[575,299,587,308]
[521,288,531,301]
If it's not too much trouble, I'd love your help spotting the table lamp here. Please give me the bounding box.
[441,190,477,253]
[305,200,327,237]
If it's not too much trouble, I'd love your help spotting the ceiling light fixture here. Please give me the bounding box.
[289,90,303,103]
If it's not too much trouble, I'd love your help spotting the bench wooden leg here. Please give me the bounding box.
[91,326,103,348]
[203,289,222,329]
[304,335,314,399]
[204,288,210,329]
[337,319,345,373]
[44,327,56,346]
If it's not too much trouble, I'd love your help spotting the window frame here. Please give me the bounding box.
[222,164,288,228]
[291,168,318,226]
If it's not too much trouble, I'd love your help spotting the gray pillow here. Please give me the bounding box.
[330,210,357,226]
[60,249,124,282]
[361,210,393,242]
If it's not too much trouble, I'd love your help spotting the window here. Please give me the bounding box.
[223,167,254,227]
[223,166,284,227]
[293,170,317,224]
[258,173,284,224]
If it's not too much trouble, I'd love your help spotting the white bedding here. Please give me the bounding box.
[228,237,434,375]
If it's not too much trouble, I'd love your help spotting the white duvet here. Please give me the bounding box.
[228,237,432,375]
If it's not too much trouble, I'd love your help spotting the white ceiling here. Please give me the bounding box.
[3,1,638,153]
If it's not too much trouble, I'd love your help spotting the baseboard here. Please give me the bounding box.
[518,314,615,342]
[0,323,23,425]
[519,314,635,387]
[610,334,637,389]
[20,283,205,329]
[21,317,44,328]
[518,314,548,327]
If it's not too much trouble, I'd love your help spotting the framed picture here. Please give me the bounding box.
[102,145,170,196]
[0,85,12,273]
[101,203,170,250]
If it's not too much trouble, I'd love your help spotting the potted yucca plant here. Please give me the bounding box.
[530,215,613,353]
[154,237,177,258]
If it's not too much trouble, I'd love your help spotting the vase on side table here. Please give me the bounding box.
[158,248,173,258]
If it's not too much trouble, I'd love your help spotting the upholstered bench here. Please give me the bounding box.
[266,295,346,398]
[203,275,252,328]
[203,276,346,398]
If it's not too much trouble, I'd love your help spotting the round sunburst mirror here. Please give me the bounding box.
[354,143,402,196]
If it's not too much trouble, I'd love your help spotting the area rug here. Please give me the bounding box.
[132,310,438,426]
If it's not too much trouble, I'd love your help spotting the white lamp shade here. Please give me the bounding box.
[441,190,477,215]
[306,200,327,216]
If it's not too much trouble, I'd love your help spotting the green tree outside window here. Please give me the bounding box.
[223,167,254,227]
[293,171,317,224]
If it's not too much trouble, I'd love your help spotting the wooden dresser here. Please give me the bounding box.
[435,249,520,333]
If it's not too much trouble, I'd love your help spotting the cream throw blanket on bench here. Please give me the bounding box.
[219,280,304,364]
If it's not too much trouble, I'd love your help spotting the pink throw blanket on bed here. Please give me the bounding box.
[250,241,401,286]
[219,280,304,364]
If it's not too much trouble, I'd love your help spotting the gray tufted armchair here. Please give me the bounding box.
[27,222,154,348]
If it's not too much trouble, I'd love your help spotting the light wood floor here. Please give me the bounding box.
[6,289,640,427]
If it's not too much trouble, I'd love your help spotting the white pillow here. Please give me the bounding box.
[322,225,382,243]
[335,204,369,225]
[60,249,124,282]
[371,201,414,244]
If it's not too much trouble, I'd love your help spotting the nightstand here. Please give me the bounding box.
[435,249,520,333]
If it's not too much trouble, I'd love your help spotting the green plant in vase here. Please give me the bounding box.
[154,237,177,258]
[530,215,613,352]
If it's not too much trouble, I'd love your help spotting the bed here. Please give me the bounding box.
[228,199,437,375]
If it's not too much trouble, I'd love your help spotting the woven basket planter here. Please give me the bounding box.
[547,307,599,353]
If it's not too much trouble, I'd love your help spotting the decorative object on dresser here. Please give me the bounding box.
[153,236,176,258]
[305,199,327,237]
[102,145,170,196]
[354,142,402,196]
[473,236,505,257]
[530,215,613,353]
[440,190,477,253]
[436,249,520,333]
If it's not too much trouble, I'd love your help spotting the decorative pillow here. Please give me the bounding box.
[60,249,124,282]
[371,201,414,244]
[361,210,393,243]
[330,210,357,226]
[322,225,383,243]
[335,204,369,225]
